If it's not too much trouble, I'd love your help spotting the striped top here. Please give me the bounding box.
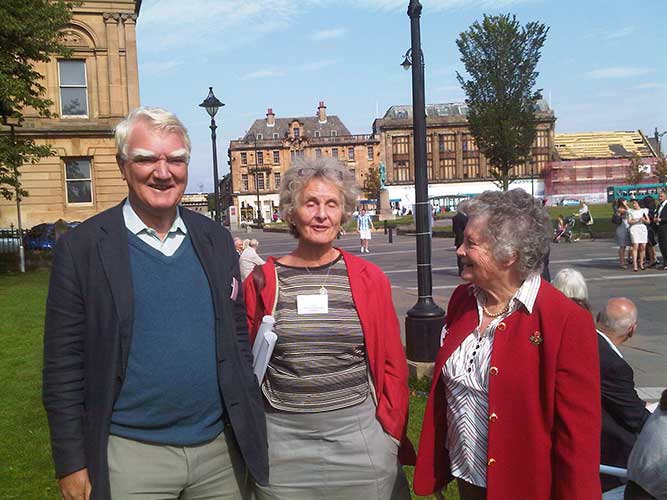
[441,273,541,487]
[357,213,373,232]
[262,255,370,413]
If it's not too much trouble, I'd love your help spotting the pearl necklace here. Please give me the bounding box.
[482,299,511,318]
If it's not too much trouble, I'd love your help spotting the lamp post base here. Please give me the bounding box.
[405,305,445,363]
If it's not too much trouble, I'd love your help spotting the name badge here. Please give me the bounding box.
[296,293,329,315]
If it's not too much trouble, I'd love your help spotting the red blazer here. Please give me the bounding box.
[413,280,601,500]
[243,249,416,464]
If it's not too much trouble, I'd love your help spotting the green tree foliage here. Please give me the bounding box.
[0,0,75,200]
[363,167,381,201]
[456,13,549,191]
[625,153,646,185]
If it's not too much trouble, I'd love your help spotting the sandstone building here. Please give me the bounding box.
[0,0,141,227]
[227,102,379,223]
[372,101,556,208]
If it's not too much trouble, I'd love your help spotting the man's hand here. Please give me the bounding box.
[59,468,92,500]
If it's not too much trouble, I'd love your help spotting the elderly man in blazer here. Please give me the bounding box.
[596,298,650,491]
[43,107,268,500]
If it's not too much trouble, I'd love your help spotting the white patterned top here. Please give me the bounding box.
[441,273,541,487]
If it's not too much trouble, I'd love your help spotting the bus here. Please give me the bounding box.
[606,183,667,203]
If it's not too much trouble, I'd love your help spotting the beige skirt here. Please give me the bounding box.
[253,396,410,500]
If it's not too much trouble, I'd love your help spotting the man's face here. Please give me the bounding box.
[119,120,188,221]
[659,192,667,204]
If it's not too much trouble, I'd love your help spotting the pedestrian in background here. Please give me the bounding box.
[642,196,658,268]
[614,199,631,268]
[552,267,591,312]
[574,199,594,240]
[357,207,375,253]
[244,157,413,500]
[239,238,265,281]
[653,190,667,269]
[628,199,650,271]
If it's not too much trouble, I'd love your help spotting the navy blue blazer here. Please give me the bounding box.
[43,201,268,500]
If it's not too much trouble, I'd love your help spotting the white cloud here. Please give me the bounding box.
[587,67,655,79]
[240,69,285,80]
[139,60,182,75]
[312,28,347,40]
[600,25,635,40]
[633,82,666,90]
[299,59,338,72]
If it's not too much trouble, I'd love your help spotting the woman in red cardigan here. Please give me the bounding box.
[413,189,602,500]
[244,157,413,500]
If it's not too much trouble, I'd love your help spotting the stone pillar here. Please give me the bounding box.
[103,13,123,117]
[121,13,140,111]
[432,133,440,180]
[455,131,464,179]
[384,133,394,183]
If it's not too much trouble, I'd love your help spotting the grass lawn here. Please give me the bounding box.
[0,270,458,499]
[0,270,59,499]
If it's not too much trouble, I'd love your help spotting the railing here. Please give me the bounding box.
[0,226,24,272]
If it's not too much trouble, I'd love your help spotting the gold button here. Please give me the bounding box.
[488,413,498,422]
[489,366,499,376]
[497,322,506,331]
[487,458,496,467]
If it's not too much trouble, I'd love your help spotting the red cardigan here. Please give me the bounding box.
[413,281,602,499]
[243,249,416,464]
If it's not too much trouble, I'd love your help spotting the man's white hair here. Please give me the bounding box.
[114,107,191,162]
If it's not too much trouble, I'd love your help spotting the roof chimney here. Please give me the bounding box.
[266,108,275,127]
[317,101,327,124]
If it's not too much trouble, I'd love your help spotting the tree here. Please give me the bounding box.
[653,155,667,184]
[0,0,75,200]
[625,153,646,185]
[456,13,549,191]
[363,167,381,202]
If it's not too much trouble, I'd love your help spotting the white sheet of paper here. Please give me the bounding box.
[297,293,328,315]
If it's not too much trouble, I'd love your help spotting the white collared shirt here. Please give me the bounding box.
[441,273,541,487]
[657,200,667,222]
[122,199,187,256]
[597,329,623,359]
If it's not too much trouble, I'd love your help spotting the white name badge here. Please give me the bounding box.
[296,293,329,315]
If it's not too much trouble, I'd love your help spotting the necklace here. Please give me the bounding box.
[303,251,338,295]
[482,299,511,318]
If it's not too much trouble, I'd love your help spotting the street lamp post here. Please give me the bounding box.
[199,87,225,223]
[655,127,666,157]
[403,0,445,363]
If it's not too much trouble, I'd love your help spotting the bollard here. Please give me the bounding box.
[384,220,387,235]
[388,226,393,243]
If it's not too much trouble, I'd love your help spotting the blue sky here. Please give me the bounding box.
[135,0,667,192]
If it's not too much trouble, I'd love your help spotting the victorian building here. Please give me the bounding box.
[372,101,556,208]
[0,0,141,227]
[227,102,380,224]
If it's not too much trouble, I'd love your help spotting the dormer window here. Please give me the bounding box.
[331,130,337,137]
[273,132,279,139]
[314,131,321,138]
[256,133,263,140]
[293,127,300,138]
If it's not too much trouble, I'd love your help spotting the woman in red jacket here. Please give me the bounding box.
[413,189,601,500]
[244,157,413,500]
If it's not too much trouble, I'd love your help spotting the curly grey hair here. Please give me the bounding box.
[466,189,551,279]
[279,156,359,237]
[114,107,191,162]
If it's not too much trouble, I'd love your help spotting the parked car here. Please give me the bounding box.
[23,223,56,250]
[23,221,80,250]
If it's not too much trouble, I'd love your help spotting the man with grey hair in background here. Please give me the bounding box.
[43,107,267,500]
[596,297,651,492]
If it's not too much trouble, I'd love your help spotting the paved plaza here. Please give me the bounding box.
[235,228,667,390]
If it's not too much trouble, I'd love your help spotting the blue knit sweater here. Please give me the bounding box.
[110,233,224,445]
